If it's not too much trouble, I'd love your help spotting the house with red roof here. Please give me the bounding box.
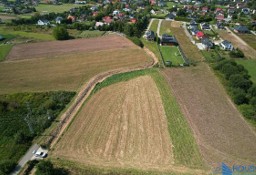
[216,13,225,21]
[196,31,204,40]
[149,0,156,5]
[67,15,76,23]
[130,18,137,23]
[202,6,208,13]
[103,16,113,24]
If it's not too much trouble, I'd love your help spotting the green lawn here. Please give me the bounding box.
[0,44,13,61]
[160,46,184,66]
[149,19,159,32]
[160,20,173,36]
[0,26,54,41]
[236,59,256,83]
[36,3,85,13]
[237,34,256,50]
[79,30,105,38]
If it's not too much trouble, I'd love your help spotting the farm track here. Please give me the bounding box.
[162,63,256,165]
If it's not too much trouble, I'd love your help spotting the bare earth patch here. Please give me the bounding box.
[52,76,174,170]
[6,35,135,61]
[162,63,256,165]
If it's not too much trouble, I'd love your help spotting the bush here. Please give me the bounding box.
[36,160,69,175]
[128,37,144,48]
[24,160,39,175]
[53,26,69,40]
[229,74,252,91]
[229,49,245,58]
[231,88,248,105]
[0,160,17,175]
[239,104,256,120]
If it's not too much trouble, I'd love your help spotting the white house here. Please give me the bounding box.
[220,40,234,51]
[37,19,50,26]
[55,16,63,24]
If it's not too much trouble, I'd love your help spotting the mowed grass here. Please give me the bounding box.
[171,27,204,62]
[149,19,159,32]
[160,20,173,36]
[160,46,184,66]
[36,4,85,13]
[79,30,106,38]
[0,26,54,41]
[0,44,13,61]
[237,34,256,50]
[236,59,256,83]
[0,48,148,94]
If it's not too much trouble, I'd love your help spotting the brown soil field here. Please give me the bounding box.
[218,29,256,59]
[0,35,150,94]
[170,24,204,62]
[6,35,134,61]
[162,63,256,165]
[52,76,174,170]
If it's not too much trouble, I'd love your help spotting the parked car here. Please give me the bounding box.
[34,151,47,158]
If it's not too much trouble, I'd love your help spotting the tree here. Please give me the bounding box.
[0,160,17,175]
[53,26,69,40]
[229,74,252,91]
[36,161,69,175]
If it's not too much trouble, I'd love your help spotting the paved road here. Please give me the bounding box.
[10,144,39,175]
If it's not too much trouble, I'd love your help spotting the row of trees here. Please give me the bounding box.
[214,60,256,120]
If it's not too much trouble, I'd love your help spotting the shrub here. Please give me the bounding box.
[128,37,144,48]
[231,88,248,105]
[229,49,245,58]
[0,160,17,175]
[53,26,69,40]
[239,104,256,120]
[229,74,252,91]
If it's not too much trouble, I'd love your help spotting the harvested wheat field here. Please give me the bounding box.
[162,63,256,165]
[0,35,150,94]
[52,76,174,170]
[6,35,135,61]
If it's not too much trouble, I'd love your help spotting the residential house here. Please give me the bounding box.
[95,22,104,28]
[158,0,165,7]
[160,34,178,46]
[189,20,198,28]
[234,25,250,33]
[103,16,113,24]
[37,19,50,26]
[200,22,211,30]
[241,8,250,15]
[149,0,156,5]
[55,16,63,24]
[166,13,176,21]
[113,10,120,16]
[90,6,98,11]
[216,13,225,21]
[144,30,155,41]
[228,6,236,14]
[217,22,225,30]
[236,3,246,9]
[201,6,208,13]
[191,27,199,35]
[130,18,137,23]
[201,37,213,50]
[196,31,204,40]
[215,8,224,14]
[67,15,76,22]
[220,40,234,51]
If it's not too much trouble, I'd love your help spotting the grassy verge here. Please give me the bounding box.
[0,44,12,61]
[236,59,256,84]
[79,30,106,38]
[51,159,193,175]
[87,69,204,168]
[160,20,173,36]
[160,46,184,66]
[149,19,159,32]
[151,70,204,168]
[142,39,163,67]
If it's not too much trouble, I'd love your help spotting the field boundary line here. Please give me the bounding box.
[47,47,158,148]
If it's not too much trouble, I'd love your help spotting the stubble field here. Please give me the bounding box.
[52,76,174,170]
[162,63,256,165]
[0,35,149,94]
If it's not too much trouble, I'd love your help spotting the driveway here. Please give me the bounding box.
[10,144,40,175]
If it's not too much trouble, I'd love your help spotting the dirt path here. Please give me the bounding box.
[157,19,163,38]
[48,47,158,148]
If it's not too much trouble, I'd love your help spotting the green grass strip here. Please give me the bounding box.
[0,44,13,61]
[90,68,204,168]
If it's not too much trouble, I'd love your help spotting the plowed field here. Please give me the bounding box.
[52,76,174,170]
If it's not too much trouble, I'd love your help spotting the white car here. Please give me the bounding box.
[35,151,47,158]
